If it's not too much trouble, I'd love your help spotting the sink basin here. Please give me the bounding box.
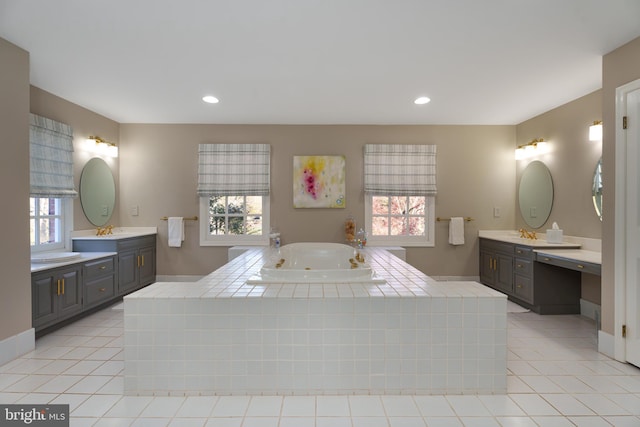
[31,252,81,263]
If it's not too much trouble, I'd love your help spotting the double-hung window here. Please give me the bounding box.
[29,114,77,252]
[364,144,437,247]
[198,144,270,246]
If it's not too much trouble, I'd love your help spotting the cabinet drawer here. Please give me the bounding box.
[85,275,116,307]
[514,246,533,259]
[514,258,532,276]
[536,254,601,276]
[514,275,533,303]
[117,235,156,251]
[84,257,115,280]
[480,238,513,255]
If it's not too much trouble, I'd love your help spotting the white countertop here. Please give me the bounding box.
[479,230,581,248]
[534,249,602,266]
[71,227,157,240]
[125,247,505,300]
[31,252,117,273]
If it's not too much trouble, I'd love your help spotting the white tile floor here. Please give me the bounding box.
[1,302,639,427]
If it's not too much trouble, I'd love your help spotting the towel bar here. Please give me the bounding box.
[436,217,473,222]
[161,216,198,221]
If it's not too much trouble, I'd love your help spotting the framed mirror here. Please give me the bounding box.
[519,160,554,229]
[80,157,116,226]
[593,158,603,221]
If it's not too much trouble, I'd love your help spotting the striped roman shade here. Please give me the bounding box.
[364,144,437,196]
[29,114,78,198]
[197,143,271,196]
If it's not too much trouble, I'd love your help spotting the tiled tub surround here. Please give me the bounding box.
[124,247,507,396]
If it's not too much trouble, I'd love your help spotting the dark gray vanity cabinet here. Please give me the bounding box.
[73,234,156,295]
[83,256,116,309]
[479,238,581,314]
[479,239,513,294]
[32,264,83,330]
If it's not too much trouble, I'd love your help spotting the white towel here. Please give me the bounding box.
[448,217,465,245]
[168,217,184,247]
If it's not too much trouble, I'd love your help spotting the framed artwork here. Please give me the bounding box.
[293,155,346,208]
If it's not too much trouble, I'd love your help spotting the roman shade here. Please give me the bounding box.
[364,144,437,195]
[29,114,77,198]
[197,143,271,196]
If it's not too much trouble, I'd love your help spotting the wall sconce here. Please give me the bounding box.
[85,135,118,157]
[589,120,603,141]
[515,138,549,160]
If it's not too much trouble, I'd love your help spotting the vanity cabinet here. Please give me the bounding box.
[73,234,156,295]
[479,239,513,294]
[479,238,581,314]
[32,264,83,330]
[83,256,116,309]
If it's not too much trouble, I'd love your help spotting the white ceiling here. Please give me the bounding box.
[2,0,640,125]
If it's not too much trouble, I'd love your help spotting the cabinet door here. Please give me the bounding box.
[118,249,139,294]
[32,274,57,328]
[58,267,83,319]
[479,250,495,285]
[138,246,156,287]
[495,253,513,293]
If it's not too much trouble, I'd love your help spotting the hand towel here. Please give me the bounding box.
[448,217,465,245]
[168,217,184,248]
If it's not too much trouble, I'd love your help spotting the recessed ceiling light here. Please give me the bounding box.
[202,95,219,104]
[414,96,431,105]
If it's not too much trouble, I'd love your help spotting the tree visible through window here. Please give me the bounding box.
[30,197,63,248]
[207,195,264,236]
[366,194,434,246]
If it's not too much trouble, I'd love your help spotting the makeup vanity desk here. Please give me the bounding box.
[479,231,601,314]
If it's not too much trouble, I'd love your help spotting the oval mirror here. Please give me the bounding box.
[80,157,116,226]
[592,158,603,221]
[518,160,554,229]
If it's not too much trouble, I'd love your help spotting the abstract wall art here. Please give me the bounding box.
[293,155,346,208]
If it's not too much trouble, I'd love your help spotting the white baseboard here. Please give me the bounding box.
[433,276,480,282]
[0,328,35,367]
[598,330,615,359]
[580,299,601,326]
[155,275,203,282]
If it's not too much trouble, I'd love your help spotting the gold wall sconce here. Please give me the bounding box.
[589,120,603,141]
[515,138,549,160]
[85,135,118,157]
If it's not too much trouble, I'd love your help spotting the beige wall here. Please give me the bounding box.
[119,124,516,277]
[602,36,640,335]
[30,87,121,234]
[515,90,603,237]
[0,39,31,341]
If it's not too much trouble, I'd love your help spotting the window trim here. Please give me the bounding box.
[364,195,435,247]
[30,197,72,253]
[199,195,270,246]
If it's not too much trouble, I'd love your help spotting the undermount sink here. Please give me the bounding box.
[31,252,81,263]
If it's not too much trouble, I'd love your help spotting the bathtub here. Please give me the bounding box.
[248,242,384,283]
[124,246,507,396]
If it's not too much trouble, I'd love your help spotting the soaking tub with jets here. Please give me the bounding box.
[247,242,384,283]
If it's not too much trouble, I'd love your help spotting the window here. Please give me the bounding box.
[366,195,435,246]
[200,195,269,245]
[29,114,76,252]
[30,197,66,251]
[364,144,437,247]
[197,143,271,246]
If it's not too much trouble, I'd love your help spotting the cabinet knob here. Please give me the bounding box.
[516,284,523,289]
[577,264,584,269]
[99,288,106,292]
[99,265,107,270]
